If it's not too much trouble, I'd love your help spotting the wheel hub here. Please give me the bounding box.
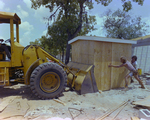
[40,72,60,93]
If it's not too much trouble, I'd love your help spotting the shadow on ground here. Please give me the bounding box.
[0,84,67,100]
[0,85,37,100]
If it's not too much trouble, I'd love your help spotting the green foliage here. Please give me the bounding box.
[31,0,96,37]
[95,0,144,12]
[31,0,97,63]
[30,36,59,56]
[95,0,112,6]
[30,39,41,45]
[47,20,67,57]
[102,9,149,39]
[30,0,145,63]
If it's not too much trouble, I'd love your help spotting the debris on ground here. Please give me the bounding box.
[0,76,149,120]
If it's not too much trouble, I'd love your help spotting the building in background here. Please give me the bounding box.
[132,35,150,74]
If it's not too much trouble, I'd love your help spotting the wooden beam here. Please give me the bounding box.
[0,96,17,112]
[10,18,15,67]
[16,23,19,43]
[131,117,140,120]
[132,38,150,47]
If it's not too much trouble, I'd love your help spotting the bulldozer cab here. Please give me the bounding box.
[0,11,24,86]
[0,11,22,62]
[0,40,11,61]
[0,11,23,64]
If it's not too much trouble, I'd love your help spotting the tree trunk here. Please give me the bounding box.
[62,48,64,62]
[65,1,84,64]
[65,43,71,64]
[65,34,72,64]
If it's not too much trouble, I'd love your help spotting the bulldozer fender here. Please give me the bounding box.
[25,59,41,85]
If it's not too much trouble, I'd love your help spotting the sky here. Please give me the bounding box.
[0,0,150,47]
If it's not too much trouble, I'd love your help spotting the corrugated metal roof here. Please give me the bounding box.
[69,36,137,44]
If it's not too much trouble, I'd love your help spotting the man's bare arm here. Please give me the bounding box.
[108,63,125,68]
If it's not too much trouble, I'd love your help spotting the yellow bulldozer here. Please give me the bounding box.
[0,11,98,99]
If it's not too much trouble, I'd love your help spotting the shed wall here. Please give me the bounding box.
[111,43,131,89]
[94,41,112,90]
[72,40,94,64]
[71,40,132,90]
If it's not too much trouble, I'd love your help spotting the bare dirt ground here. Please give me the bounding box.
[0,77,150,120]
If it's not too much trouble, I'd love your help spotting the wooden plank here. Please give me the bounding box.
[0,98,29,119]
[72,40,81,63]
[94,41,112,90]
[131,117,140,120]
[88,41,94,64]
[93,41,102,90]
[0,96,17,112]
[96,100,128,120]
[80,40,90,64]
[132,95,150,107]
[111,43,131,88]
[72,40,94,64]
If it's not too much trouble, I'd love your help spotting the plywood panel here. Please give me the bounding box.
[71,37,132,91]
[80,40,89,64]
[81,54,89,64]
[132,95,150,107]
[94,41,112,90]
[72,40,94,64]
[88,41,94,64]
[88,54,94,64]
[111,43,132,89]
[72,41,81,63]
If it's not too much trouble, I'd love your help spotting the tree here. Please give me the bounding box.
[102,9,149,39]
[30,0,145,64]
[46,14,96,62]
[31,0,97,64]
[47,21,67,62]
[95,0,144,12]
[30,39,41,46]
[30,36,59,56]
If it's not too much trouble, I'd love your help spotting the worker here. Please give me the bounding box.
[130,56,138,83]
[108,56,145,91]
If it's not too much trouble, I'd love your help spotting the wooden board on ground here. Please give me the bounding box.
[131,117,140,120]
[132,95,150,107]
[0,96,17,112]
[0,98,29,119]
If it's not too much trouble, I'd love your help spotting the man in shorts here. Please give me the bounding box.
[108,56,145,91]
[130,56,138,83]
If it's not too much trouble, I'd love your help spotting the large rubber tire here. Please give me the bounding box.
[30,62,67,99]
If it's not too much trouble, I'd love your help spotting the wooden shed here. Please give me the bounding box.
[69,36,137,91]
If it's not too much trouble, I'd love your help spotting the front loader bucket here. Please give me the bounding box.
[67,62,98,95]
